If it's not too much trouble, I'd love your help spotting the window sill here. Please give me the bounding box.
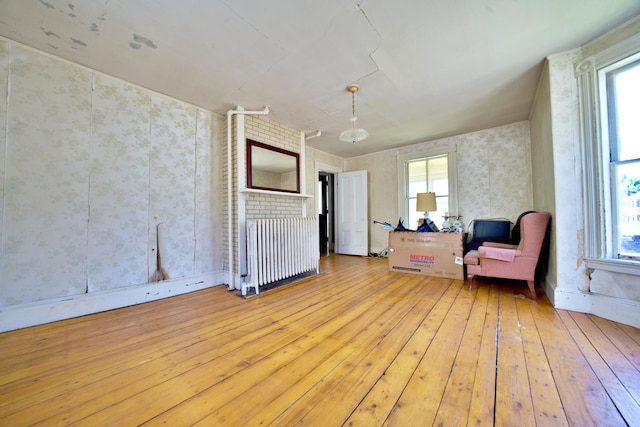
[584,257,640,276]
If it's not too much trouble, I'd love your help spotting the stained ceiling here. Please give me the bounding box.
[0,0,639,158]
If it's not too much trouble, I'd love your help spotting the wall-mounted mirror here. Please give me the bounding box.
[247,139,300,193]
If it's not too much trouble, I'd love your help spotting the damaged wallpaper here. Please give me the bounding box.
[0,41,222,307]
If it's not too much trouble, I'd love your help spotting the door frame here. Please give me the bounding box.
[336,170,368,256]
[314,162,342,254]
[318,172,335,254]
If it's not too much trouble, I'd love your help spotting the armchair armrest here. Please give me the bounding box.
[478,246,521,262]
[483,242,517,249]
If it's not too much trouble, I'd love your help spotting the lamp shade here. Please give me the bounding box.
[339,126,369,143]
[416,192,437,212]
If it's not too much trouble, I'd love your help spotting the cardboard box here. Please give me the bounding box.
[388,231,464,280]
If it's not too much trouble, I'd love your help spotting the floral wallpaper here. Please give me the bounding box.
[0,40,7,269]
[547,51,583,291]
[2,45,92,305]
[0,41,222,307]
[87,75,152,291]
[457,122,532,224]
[194,111,224,276]
[147,96,198,284]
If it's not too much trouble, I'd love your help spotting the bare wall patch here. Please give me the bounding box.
[133,34,157,49]
[70,37,87,46]
[41,27,61,39]
[129,42,142,50]
[39,0,55,9]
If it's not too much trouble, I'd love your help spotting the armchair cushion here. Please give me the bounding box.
[463,250,479,266]
[478,246,520,262]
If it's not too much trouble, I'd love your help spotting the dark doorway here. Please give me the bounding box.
[318,173,334,255]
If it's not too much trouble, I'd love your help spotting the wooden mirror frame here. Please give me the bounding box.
[246,139,300,193]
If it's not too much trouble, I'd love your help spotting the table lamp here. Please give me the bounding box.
[416,192,437,219]
[416,192,439,232]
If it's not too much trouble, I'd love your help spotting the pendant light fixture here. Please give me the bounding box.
[339,84,369,143]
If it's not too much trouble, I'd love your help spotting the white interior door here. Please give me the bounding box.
[336,170,368,256]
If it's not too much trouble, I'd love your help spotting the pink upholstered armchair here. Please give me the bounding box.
[463,212,551,300]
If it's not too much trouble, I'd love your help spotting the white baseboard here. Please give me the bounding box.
[0,271,227,332]
[552,286,640,328]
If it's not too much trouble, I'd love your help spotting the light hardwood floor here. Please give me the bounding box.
[1,254,639,426]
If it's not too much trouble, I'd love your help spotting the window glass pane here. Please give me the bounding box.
[427,156,448,191]
[427,156,448,226]
[613,62,640,161]
[406,155,449,230]
[432,178,448,195]
[408,160,426,197]
[616,162,640,258]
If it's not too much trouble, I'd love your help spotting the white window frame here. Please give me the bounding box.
[576,32,640,276]
[397,146,458,226]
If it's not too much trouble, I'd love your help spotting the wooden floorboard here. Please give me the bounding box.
[515,293,568,426]
[1,254,639,426]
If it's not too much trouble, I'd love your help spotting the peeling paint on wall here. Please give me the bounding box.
[41,27,60,39]
[39,0,55,10]
[70,37,86,47]
[133,34,157,49]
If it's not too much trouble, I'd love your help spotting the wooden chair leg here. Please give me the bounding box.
[527,280,538,300]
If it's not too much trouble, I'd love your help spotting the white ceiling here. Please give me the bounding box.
[1,1,639,158]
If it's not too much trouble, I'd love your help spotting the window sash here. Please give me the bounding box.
[406,156,449,228]
[397,147,458,231]
[577,32,640,274]
[605,59,640,261]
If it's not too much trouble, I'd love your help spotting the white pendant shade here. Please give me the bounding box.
[339,128,369,143]
[339,115,369,143]
[340,84,368,143]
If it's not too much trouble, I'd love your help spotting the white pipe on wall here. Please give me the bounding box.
[226,105,269,291]
[305,130,322,140]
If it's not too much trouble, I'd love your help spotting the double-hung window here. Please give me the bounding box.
[578,33,640,272]
[398,148,457,230]
[605,59,640,260]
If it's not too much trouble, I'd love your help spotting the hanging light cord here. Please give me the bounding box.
[339,84,369,143]
[351,90,356,121]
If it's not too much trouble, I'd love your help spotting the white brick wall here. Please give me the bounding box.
[245,115,300,154]
[245,193,304,219]
[243,114,304,220]
[222,113,306,276]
